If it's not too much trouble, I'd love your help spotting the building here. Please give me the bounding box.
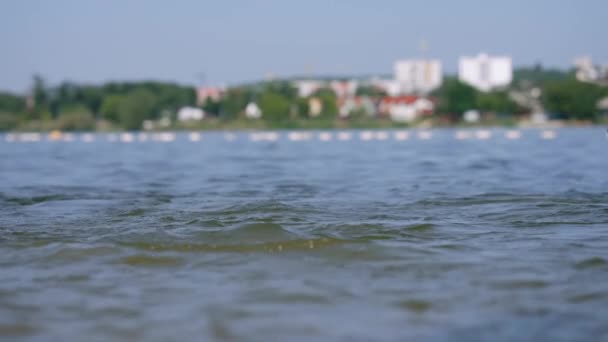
[330,80,358,98]
[245,102,262,119]
[574,57,608,85]
[379,96,434,123]
[337,96,376,118]
[196,87,225,105]
[308,97,323,117]
[293,80,324,97]
[458,53,512,92]
[394,59,442,94]
[370,78,402,96]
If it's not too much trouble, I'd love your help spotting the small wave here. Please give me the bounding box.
[118,254,184,267]
[119,237,346,254]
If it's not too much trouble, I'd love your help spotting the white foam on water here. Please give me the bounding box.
[318,132,333,141]
[5,133,16,142]
[337,132,352,141]
[541,130,556,140]
[107,134,118,142]
[189,132,201,142]
[455,131,472,140]
[394,131,409,141]
[505,130,521,140]
[475,130,492,140]
[417,131,432,140]
[138,133,148,142]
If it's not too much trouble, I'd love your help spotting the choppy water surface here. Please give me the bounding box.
[1,128,608,341]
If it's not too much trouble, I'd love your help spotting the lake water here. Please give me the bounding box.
[1,128,608,341]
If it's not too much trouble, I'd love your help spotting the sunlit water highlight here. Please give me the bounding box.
[1,128,607,341]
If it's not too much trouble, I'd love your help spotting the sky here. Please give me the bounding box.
[0,0,607,93]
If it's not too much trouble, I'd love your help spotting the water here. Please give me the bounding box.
[1,128,607,341]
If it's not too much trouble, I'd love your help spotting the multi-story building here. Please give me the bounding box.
[458,53,512,92]
[394,59,442,94]
[574,56,608,85]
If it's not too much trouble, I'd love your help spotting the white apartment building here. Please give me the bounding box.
[394,59,442,94]
[458,53,513,92]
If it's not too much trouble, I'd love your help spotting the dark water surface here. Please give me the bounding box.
[1,128,608,341]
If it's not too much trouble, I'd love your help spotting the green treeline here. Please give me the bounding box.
[1,67,607,131]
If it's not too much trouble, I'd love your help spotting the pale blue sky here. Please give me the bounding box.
[1,0,606,93]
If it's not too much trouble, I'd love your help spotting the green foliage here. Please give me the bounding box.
[0,111,19,130]
[258,92,290,122]
[118,89,156,130]
[542,80,607,120]
[433,78,477,116]
[0,92,26,113]
[476,91,518,113]
[202,98,221,116]
[312,88,338,118]
[295,97,309,119]
[219,87,253,119]
[100,95,123,123]
[513,65,574,86]
[56,105,95,131]
[356,85,387,97]
[262,81,298,100]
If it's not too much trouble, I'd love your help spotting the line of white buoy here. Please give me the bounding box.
[2,129,562,144]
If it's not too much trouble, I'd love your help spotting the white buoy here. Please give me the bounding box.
[81,133,95,143]
[455,131,472,140]
[475,130,492,140]
[417,131,432,140]
[541,130,556,140]
[163,132,176,142]
[19,133,42,142]
[318,132,333,141]
[359,131,374,141]
[337,132,352,141]
[224,133,237,142]
[505,130,521,140]
[120,133,134,143]
[394,131,409,141]
[189,132,201,142]
[375,131,389,140]
[288,132,311,141]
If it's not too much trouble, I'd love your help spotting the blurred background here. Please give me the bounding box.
[0,0,607,131]
[2,2,608,341]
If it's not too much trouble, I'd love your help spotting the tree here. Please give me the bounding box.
[118,89,156,130]
[0,111,19,130]
[56,105,95,131]
[202,97,221,116]
[0,92,26,113]
[476,91,517,114]
[356,85,387,97]
[258,91,290,122]
[433,78,477,117]
[100,95,124,123]
[542,80,607,120]
[312,88,338,118]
